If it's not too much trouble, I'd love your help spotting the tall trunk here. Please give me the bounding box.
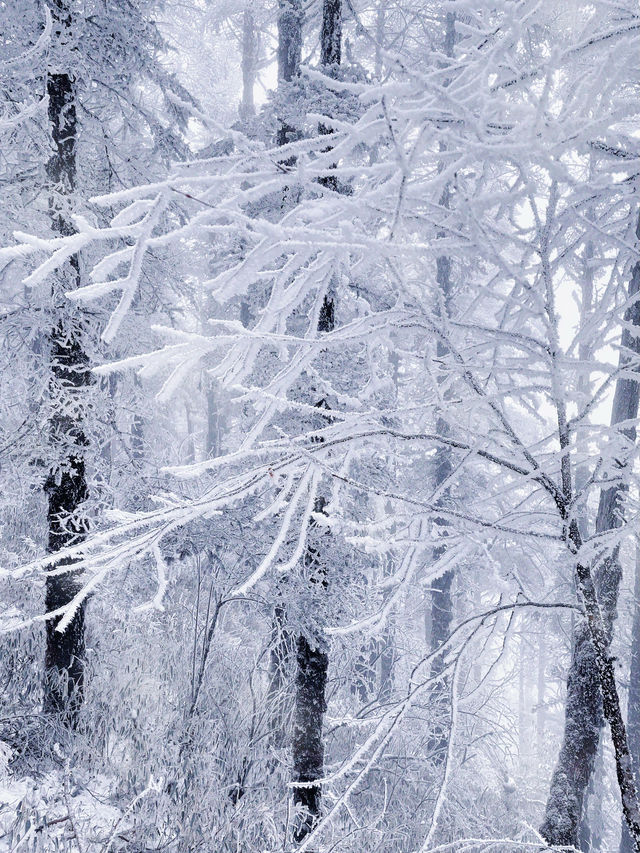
[621,541,640,853]
[428,11,456,762]
[518,633,528,768]
[43,0,91,727]
[576,235,598,850]
[536,625,546,766]
[240,8,257,120]
[292,505,329,843]
[542,213,640,847]
[427,414,453,761]
[571,537,640,851]
[277,0,302,147]
[291,8,341,842]
[292,637,328,841]
[265,0,306,761]
[320,0,341,66]
[580,746,604,853]
[292,303,335,845]
[379,351,400,703]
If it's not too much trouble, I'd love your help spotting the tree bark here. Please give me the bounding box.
[541,212,640,848]
[320,0,341,66]
[292,313,335,845]
[292,638,328,841]
[266,0,306,765]
[277,0,302,147]
[43,1,91,728]
[292,509,329,843]
[290,7,341,843]
[621,541,640,853]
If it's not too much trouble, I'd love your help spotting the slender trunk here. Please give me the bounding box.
[267,0,341,836]
[292,636,328,841]
[621,541,640,853]
[43,1,91,728]
[292,508,329,842]
[428,12,457,762]
[292,311,335,844]
[277,0,302,147]
[518,633,528,768]
[320,0,341,66]
[379,544,396,702]
[536,625,546,766]
[240,8,257,120]
[266,0,305,761]
[291,9,341,842]
[379,354,399,702]
[542,213,640,847]
[576,235,597,850]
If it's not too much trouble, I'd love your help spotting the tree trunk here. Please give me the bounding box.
[265,0,306,765]
[43,1,91,728]
[291,8,341,843]
[427,11,457,762]
[240,8,257,120]
[621,541,640,853]
[292,636,328,841]
[292,316,335,845]
[277,0,302,147]
[580,741,604,853]
[292,514,329,842]
[537,623,546,765]
[541,213,640,847]
[572,547,640,851]
[321,0,341,66]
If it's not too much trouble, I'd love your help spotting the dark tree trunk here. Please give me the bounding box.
[621,542,640,853]
[571,541,640,851]
[44,321,90,726]
[542,213,640,848]
[43,2,91,728]
[277,0,302,147]
[290,10,341,843]
[321,0,341,66]
[292,637,328,843]
[292,555,329,843]
[292,326,334,845]
[266,0,305,761]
